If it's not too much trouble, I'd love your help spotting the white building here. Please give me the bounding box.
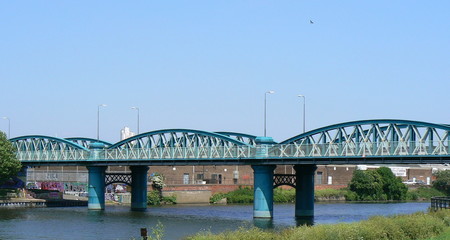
[120,127,135,140]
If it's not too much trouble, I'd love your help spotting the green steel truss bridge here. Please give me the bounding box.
[11,120,450,166]
[9,119,450,217]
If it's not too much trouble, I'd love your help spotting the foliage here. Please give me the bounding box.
[376,167,408,200]
[149,221,165,240]
[147,190,162,205]
[209,186,296,204]
[406,187,446,200]
[433,170,450,195]
[273,188,295,203]
[348,167,407,201]
[348,169,385,201]
[147,190,177,205]
[225,186,253,203]
[314,188,348,200]
[0,131,21,184]
[187,209,450,240]
[210,193,227,203]
[162,195,177,204]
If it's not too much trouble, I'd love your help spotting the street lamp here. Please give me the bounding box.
[131,106,140,134]
[2,117,10,138]
[264,90,275,137]
[97,104,107,140]
[298,95,306,133]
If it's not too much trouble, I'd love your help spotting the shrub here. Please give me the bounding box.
[348,167,407,201]
[433,170,450,195]
[210,193,226,203]
[273,188,295,203]
[147,190,161,205]
[162,195,177,204]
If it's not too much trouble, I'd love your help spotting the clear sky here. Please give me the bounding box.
[1,1,449,143]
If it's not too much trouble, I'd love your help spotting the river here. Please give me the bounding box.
[0,202,430,240]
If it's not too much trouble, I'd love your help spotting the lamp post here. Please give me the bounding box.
[97,104,107,140]
[2,117,10,138]
[131,106,140,135]
[298,95,306,133]
[264,90,275,137]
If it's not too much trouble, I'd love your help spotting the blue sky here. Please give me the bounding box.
[1,1,449,143]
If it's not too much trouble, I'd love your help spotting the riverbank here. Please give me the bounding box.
[186,209,450,240]
[209,186,446,204]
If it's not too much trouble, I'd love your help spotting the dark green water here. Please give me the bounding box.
[0,202,430,240]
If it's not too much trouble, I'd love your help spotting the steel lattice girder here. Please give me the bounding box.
[107,129,252,150]
[65,137,112,148]
[10,121,450,163]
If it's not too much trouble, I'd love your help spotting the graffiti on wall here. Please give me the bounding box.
[26,181,88,193]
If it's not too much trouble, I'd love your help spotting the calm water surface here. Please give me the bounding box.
[0,202,430,240]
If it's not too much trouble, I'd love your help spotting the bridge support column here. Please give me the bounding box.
[252,165,276,218]
[87,166,107,210]
[294,164,317,218]
[130,166,149,211]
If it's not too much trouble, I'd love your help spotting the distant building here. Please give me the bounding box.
[120,127,135,140]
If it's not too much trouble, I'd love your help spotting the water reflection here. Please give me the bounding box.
[295,216,314,226]
[253,218,274,229]
[0,202,430,240]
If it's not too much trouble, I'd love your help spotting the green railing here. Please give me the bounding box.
[16,141,450,162]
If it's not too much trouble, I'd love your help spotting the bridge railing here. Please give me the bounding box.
[16,141,450,162]
[16,150,90,162]
[270,141,449,158]
[102,146,256,160]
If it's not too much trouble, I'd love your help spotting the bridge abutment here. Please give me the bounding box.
[252,165,276,218]
[294,164,317,218]
[130,166,149,211]
[87,166,107,210]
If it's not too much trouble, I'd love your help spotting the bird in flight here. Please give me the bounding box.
[310,20,314,24]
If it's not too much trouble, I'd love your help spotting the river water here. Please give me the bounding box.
[0,202,430,240]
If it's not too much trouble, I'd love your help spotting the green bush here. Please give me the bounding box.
[433,170,450,195]
[210,193,226,203]
[273,188,295,203]
[147,190,177,205]
[147,190,162,205]
[348,167,407,201]
[162,195,177,204]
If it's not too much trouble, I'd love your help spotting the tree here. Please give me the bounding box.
[375,167,408,200]
[348,167,408,201]
[433,170,450,195]
[0,131,22,183]
[348,169,384,201]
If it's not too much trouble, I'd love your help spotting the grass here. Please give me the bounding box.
[210,186,296,204]
[407,187,446,200]
[186,209,450,240]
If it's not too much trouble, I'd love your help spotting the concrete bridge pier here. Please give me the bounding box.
[87,166,107,210]
[252,165,276,218]
[130,166,149,211]
[294,164,317,219]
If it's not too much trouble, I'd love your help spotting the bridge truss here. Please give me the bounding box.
[10,120,450,164]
